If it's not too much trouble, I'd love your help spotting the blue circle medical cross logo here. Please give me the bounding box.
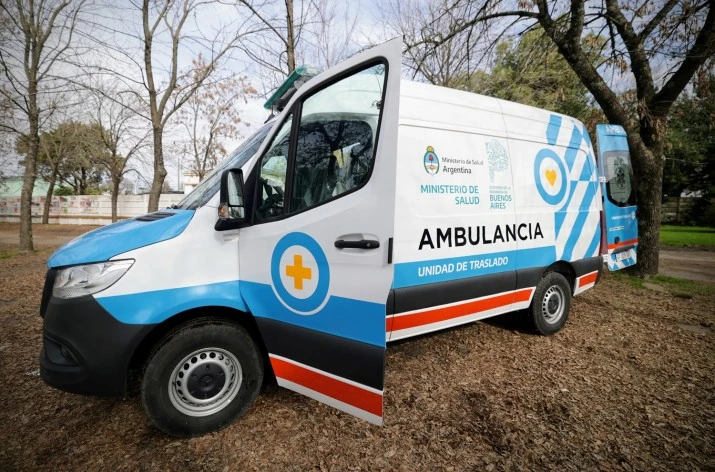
[270,232,330,314]
[534,148,568,205]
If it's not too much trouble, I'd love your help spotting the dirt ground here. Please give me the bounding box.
[659,247,715,284]
[0,223,101,250]
[0,224,714,471]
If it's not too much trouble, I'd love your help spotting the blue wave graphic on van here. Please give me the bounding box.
[537,115,601,262]
[96,280,247,325]
[48,210,194,268]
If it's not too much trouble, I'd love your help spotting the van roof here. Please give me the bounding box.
[399,79,585,147]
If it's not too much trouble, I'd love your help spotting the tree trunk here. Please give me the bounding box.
[111,178,120,223]
[19,89,39,251]
[626,119,666,277]
[285,0,296,73]
[42,171,57,224]
[19,137,37,251]
[147,125,167,212]
[632,156,663,276]
[79,167,87,195]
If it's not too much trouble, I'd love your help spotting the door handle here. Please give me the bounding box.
[334,239,380,250]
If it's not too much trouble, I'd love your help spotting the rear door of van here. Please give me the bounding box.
[596,124,638,270]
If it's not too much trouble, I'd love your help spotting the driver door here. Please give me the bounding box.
[238,39,401,425]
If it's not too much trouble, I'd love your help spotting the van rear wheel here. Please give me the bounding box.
[527,272,571,335]
[141,320,263,437]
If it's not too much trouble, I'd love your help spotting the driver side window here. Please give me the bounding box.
[256,114,292,220]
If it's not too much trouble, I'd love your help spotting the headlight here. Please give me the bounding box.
[53,260,134,299]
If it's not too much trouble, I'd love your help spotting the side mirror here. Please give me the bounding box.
[216,168,246,230]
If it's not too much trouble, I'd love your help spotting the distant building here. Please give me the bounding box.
[182,169,204,194]
[0,176,50,198]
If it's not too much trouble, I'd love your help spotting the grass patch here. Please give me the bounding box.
[611,271,645,290]
[650,275,714,296]
[660,225,715,247]
[612,271,715,297]
[0,249,50,260]
[0,250,18,260]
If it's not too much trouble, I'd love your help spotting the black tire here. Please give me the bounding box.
[527,272,572,335]
[141,320,263,437]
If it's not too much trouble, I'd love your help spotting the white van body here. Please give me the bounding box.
[389,80,604,340]
[40,39,637,435]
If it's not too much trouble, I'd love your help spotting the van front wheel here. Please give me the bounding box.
[141,320,263,437]
[527,272,571,335]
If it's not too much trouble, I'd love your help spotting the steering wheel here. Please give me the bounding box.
[258,176,284,217]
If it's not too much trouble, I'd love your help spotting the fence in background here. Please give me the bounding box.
[661,196,695,224]
[0,194,185,226]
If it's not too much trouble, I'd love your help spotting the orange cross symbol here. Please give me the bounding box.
[285,254,312,290]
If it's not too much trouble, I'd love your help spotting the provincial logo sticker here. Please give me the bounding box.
[485,139,509,183]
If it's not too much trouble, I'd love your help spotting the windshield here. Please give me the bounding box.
[175,123,273,209]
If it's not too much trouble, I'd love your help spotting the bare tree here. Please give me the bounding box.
[83,0,250,213]
[237,0,361,92]
[92,88,148,222]
[173,57,256,181]
[382,0,488,88]
[0,0,87,250]
[407,0,714,276]
[138,0,249,212]
[237,0,306,88]
[299,0,360,70]
[0,92,14,184]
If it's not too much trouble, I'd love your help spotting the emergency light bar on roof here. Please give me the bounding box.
[264,65,321,113]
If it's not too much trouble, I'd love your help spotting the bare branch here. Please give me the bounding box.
[637,0,679,42]
[650,4,715,115]
[603,0,655,102]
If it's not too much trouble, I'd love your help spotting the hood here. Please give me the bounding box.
[48,210,195,268]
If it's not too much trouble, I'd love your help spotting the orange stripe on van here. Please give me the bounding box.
[578,271,598,288]
[270,355,383,417]
[608,238,638,251]
[389,288,533,333]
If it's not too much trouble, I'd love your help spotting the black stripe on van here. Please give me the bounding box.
[572,256,602,280]
[393,270,515,315]
[255,317,384,391]
[392,256,603,316]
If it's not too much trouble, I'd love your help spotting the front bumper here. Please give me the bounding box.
[40,292,155,396]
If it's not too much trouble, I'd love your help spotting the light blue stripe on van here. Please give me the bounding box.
[585,225,602,259]
[240,281,385,347]
[95,280,248,325]
[48,210,195,268]
[563,124,584,172]
[561,182,599,261]
[393,246,557,289]
[555,181,579,235]
[546,115,562,145]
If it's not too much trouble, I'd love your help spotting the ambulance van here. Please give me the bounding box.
[39,39,638,436]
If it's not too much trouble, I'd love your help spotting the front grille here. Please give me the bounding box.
[40,268,57,317]
[136,211,176,222]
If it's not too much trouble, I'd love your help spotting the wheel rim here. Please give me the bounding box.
[542,285,565,324]
[168,348,243,417]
